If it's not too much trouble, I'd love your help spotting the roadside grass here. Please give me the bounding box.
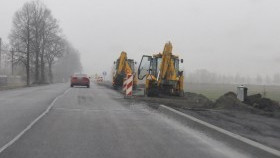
[0,83,26,91]
[185,82,280,102]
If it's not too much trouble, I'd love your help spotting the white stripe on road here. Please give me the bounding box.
[160,105,280,157]
[0,88,71,154]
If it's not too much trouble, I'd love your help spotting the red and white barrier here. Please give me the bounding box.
[123,77,127,92]
[125,74,133,97]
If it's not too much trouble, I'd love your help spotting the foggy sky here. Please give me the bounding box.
[1,0,280,77]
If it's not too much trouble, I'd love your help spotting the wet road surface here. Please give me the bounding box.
[0,83,259,158]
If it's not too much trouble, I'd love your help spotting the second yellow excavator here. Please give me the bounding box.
[113,51,137,89]
[137,42,184,96]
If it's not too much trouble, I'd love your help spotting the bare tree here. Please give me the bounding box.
[45,36,64,83]
[53,43,83,82]
[29,1,45,83]
[9,1,82,84]
[9,2,33,85]
[0,40,11,74]
[40,9,60,83]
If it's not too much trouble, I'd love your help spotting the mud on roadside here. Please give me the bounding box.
[134,93,280,151]
[98,81,280,150]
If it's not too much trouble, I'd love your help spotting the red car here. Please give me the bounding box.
[70,73,90,88]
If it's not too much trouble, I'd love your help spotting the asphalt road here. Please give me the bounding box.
[0,83,264,158]
[0,84,68,148]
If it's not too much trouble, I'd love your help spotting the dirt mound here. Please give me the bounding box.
[183,92,214,108]
[245,94,262,105]
[244,94,280,112]
[213,92,280,112]
[213,92,251,111]
[134,92,214,110]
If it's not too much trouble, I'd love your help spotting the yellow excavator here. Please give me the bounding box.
[113,51,137,89]
[138,42,184,96]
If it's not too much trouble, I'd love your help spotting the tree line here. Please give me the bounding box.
[7,1,82,85]
[186,69,280,85]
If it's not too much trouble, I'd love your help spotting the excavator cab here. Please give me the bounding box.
[138,55,180,80]
[138,42,184,97]
[138,55,152,80]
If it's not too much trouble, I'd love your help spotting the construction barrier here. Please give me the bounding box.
[125,74,133,97]
[123,77,127,92]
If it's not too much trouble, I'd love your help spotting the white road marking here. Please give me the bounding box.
[53,107,150,114]
[160,105,280,157]
[0,88,71,154]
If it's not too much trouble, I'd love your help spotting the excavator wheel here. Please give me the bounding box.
[146,88,159,97]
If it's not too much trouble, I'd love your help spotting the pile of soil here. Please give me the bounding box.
[99,82,280,113]
[245,94,280,112]
[212,92,280,112]
[213,92,253,111]
[182,92,214,109]
[134,92,214,110]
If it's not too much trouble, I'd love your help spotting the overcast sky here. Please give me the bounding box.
[1,0,280,77]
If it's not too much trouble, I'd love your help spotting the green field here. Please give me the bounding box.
[185,82,280,102]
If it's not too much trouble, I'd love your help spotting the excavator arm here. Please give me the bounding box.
[116,51,132,75]
[158,42,177,85]
[113,51,137,89]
